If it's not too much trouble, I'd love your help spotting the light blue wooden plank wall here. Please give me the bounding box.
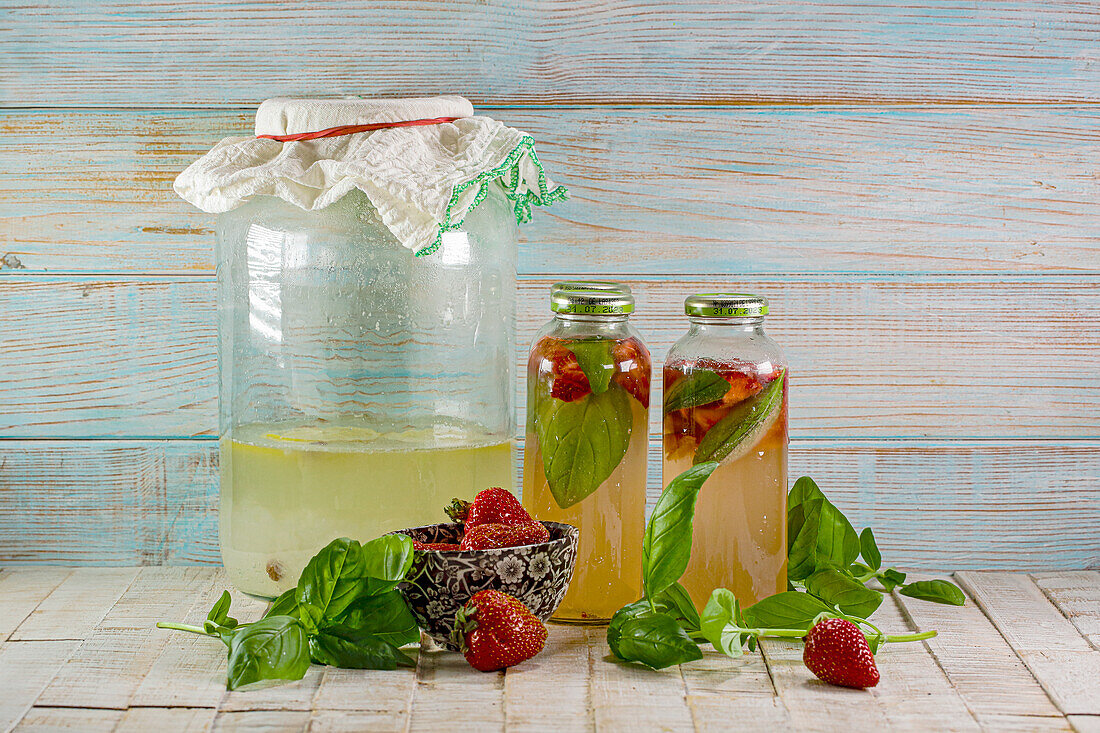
[0,0,1097,569]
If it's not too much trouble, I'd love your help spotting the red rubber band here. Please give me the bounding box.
[256,116,460,142]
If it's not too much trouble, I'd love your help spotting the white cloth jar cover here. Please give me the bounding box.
[174,96,567,256]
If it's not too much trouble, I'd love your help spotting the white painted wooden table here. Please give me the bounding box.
[1,568,1097,732]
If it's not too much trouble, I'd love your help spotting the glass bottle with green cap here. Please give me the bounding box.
[662,293,788,609]
[523,287,649,622]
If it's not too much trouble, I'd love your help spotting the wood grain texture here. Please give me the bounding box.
[10,567,138,640]
[3,108,1100,275]
[1033,571,1100,650]
[955,571,1100,716]
[0,440,218,565]
[406,641,504,732]
[0,568,71,640]
[3,276,1097,439]
[3,1,1099,106]
[117,707,216,733]
[0,641,79,732]
[13,707,123,732]
[1,438,1097,568]
[893,574,1067,727]
[503,624,590,732]
[682,649,789,731]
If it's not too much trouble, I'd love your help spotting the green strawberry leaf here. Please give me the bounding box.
[804,568,884,619]
[642,462,719,599]
[537,384,633,509]
[693,371,785,465]
[663,369,729,413]
[899,579,966,606]
[567,339,617,394]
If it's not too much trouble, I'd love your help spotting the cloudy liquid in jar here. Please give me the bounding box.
[221,418,512,598]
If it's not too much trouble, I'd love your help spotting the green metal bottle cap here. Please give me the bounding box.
[684,293,769,318]
[550,280,632,295]
[551,288,635,315]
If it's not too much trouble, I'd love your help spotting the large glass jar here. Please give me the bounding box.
[217,188,518,597]
[522,288,649,622]
[662,294,788,609]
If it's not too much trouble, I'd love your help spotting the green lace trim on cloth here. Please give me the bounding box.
[415,137,568,257]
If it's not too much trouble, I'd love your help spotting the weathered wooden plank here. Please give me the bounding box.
[309,666,416,730]
[117,707,216,733]
[955,571,1100,717]
[406,639,505,732]
[1069,716,1100,733]
[4,108,1100,275]
[5,1,1098,106]
[761,593,978,732]
[682,649,790,731]
[0,441,219,564]
[218,667,324,713]
[2,438,1098,569]
[35,567,216,709]
[1033,571,1100,651]
[591,627,694,732]
[133,571,269,708]
[10,567,138,640]
[3,277,1097,438]
[211,709,311,732]
[0,641,79,732]
[13,707,122,732]
[0,568,71,640]
[894,573,1066,728]
[503,624,590,732]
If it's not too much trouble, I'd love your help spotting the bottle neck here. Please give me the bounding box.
[687,316,766,335]
[554,313,629,326]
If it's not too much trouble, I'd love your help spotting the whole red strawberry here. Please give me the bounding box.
[802,618,880,689]
[412,541,463,552]
[447,488,534,528]
[460,522,550,550]
[454,590,548,672]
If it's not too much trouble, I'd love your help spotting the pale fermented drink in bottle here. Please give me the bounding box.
[662,293,788,609]
[523,287,649,622]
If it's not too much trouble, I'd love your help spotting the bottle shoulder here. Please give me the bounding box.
[665,327,786,369]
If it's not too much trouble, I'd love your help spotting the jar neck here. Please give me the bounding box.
[687,316,766,335]
[554,313,630,326]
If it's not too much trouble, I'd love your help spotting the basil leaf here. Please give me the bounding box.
[880,568,907,591]
[642,462,719,599]
[804,569,884,619]
[606,600,653,658]
[701,589,747,658]
[663,369,729,413]
[537,384,633,509]
[653,582,701,633]
[308,628,416,669]
[265,588,301,620]
[359,534,416,596]
[208,590,232,625]
[899,579,966,606]
[741,591,833,630]
[612,613,703,670]
[331,590,420,648]
[860,528,882,571]
[225,616,310,690]
[693,371,785,465]
[296,538,368,632]
[567,339,616,394]
[786,477,860,581]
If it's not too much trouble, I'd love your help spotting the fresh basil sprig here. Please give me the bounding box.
[157,535,420,690]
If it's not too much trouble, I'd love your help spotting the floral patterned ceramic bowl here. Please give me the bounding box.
[393,521,578,650]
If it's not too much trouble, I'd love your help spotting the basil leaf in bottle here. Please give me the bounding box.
[741,591,833,630]
[225,616,310,691]
[693,371,785,465]
[296,538,368,632]
[537,383,633,509]
[566,339,616,394]
[663,369,729,413]
[611,613,703,670]
[804,568,884,619]
[899,579,966,606]
[860,527,882,571]
[701,588,748,658]
[642,462,719,599]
